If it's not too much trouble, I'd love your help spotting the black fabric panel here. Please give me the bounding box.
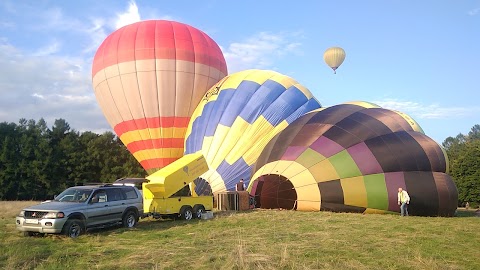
[445,174,458,215]
[349,111,394,137]
[323,125,362,149]
[394,131,433,171]
[320,202,366,213]
[318,180,344,206]
[364,135,402,172]
[289,123,332,147]
[383,132,421,171]
[404,171,439,216]
[307,104,363,126]
[264,112,315,164]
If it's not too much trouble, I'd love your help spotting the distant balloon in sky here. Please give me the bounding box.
[324,47,346,74]
[249,102,457,217]
[92,20,227,174]
[184,69,322,194]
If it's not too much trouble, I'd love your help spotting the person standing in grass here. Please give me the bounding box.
[397,188,410,216]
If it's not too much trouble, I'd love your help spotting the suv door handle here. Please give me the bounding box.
[104,205,109,207]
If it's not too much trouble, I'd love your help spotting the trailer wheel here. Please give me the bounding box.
[193,204,205,219]
[179,206,193,221]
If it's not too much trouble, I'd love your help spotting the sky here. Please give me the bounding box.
[0,0,479,144]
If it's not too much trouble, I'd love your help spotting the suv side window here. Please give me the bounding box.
[123,187,138,199]
[91,190,108,203]
[106,188,126,201]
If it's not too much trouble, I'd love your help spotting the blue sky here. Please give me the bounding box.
[0,0,478,143]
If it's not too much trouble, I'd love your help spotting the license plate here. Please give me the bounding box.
[25,219,38,224]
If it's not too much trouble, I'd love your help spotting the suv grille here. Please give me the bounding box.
[25,211,48,218]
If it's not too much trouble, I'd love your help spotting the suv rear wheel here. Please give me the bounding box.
[122,211,137,228]
[63,219,84,238]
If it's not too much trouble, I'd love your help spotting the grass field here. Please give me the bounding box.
[1,201,479,270]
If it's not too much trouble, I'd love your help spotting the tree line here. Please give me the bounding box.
[0,118,479,205]
[0,118,145,200]
[443,124,480,207]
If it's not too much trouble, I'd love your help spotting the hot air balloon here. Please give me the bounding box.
[249,102,457,216]
[184,69,322,194]
[323,47,346,74]
[92,20,228,174]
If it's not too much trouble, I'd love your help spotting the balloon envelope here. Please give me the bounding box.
[249,102,457,216]
[92,20,228,174]
[184,69,322,194]
[323,47,346,74]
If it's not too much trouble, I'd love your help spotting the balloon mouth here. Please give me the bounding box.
[251,174,297,210]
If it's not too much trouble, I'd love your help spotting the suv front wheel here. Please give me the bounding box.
[63,219,84,238]
[122,211,137,228]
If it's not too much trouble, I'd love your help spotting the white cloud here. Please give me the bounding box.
[0,40,110,132]
[223,31,303,73]
[115,1,141,29]
[468,8,480,16]
[372,98,480,119]
[33,40,61,56]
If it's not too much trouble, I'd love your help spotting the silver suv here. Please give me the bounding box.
[16,185,143,238]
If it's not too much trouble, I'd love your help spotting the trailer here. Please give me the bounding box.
[142,153,213,220]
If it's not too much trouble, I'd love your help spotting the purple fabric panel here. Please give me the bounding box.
[310,136,344,157]
[385,172,406,212]
[282,146,307,160]
[347,142,383,175]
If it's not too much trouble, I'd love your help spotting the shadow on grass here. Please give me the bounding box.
[455,209,479,217]
[86,209,257,236]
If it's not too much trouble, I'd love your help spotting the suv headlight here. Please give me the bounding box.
[18,210,25,217]
[44,212,65,219]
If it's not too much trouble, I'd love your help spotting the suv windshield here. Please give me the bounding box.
[54,188,93,202]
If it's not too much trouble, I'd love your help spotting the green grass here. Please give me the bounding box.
[1,202,479,270]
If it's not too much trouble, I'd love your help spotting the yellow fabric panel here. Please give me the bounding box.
[133,148,184,161]
[393,110,425,134]
[243,120,289,165]
[205,124,232,168]
[252,162,279,178]
[224,116,273,165]
[342,101,380,108]
[220,72,249,90]
[120,127,188,145]
[309,159,340,182]
[204,170,226,193]
[281,161,309,179]
[340,176,368,208]
[363,208,391,214]
[242,69,275,86]
[268,73,295,89]
[263,160,295,176]
[296,200,321,211]
[293,84,314,100]
[295,148,326,168]
[211,119,249,168]
[201,136,214,157]
[289,170,320,211]
[438,142,449,174]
